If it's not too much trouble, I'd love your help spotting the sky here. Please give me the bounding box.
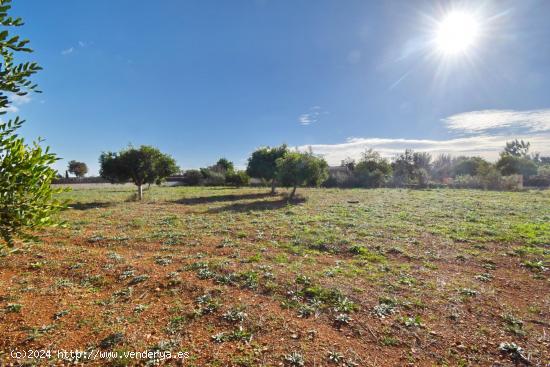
[8,0,550,174]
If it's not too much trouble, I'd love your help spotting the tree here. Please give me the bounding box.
[496,155,537,177]
[0,0,65,247]
[225,171,250,187]
[354,149,391,188]
[392,149,415,186]
[276,152,328,200]
[211,158,234,174]
[452,156,490,177]
[99,145,179,200]
[67,160,88,178]
[340,157,356,172]
[246,144,288,194]
[503,139,530,158]
[431,154,453,181]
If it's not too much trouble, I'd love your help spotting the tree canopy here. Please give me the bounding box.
[68,160,88,178]
[246,144,288,193]
[99,145,179,200]
[0,0,64,248]
[276,152,328,199]
[503,139,530,158]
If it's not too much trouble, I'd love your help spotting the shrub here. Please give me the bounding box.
[354,150,392,188]
[0,1,65,247]
[200,169,226,186]
[182,169,202,186]
[225,171,250,187]
[524,175,550,188]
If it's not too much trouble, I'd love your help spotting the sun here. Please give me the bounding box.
[435,11,480,55]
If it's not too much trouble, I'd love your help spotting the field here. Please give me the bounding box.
[1,186,549,366]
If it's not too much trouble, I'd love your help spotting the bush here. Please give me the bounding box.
[323,169,357,188]
[452,175,483,189]
[182,169,202,186]
[451,172,522,191]
[200,169,226,186]
[354,150,392,188]
[0,2,66,247]
[524,175,550,188]
[225,171,250,187]
[496,155,537,177]
[452,157,490,177]
[1,120,66,246]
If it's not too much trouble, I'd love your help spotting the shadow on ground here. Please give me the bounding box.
[68,202,115,211]
[206,197,305,213]
[173,192,273,205]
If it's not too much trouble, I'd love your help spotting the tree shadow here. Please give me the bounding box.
[206,197,305,213]
[173,192,273,205]
[68,202,115,211]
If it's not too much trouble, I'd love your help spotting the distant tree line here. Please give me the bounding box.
[58,139,550,201]
[325,139,550,190]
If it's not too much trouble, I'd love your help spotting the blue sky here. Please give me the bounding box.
[10,0,550,174]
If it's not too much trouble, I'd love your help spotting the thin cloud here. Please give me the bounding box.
[299,114,313,125]
[443,109,550,133]
[0,93,32,114]
[296,108,550,164]
[11,93,31,105]
[298,106,326,126]
[61,47,74,55]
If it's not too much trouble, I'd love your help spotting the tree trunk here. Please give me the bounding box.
[289,185,297,200]
[270,179,276,194]
[137,184,143,201]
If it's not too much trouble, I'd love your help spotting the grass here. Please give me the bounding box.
[0,185,549,366]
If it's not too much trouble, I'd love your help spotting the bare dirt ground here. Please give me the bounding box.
[1,186,548,366]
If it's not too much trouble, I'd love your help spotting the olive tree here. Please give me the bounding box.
[0,0,65,248]
[276,152,328,200]
[67,160,88,178]
[246,144,288,194]
[99,145,179,200]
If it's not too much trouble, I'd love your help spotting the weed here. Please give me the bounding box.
[373,298,397,318]
[128,275,149,285]
[154,256,173,266]
[502,313,525,337]
[6,303,22,313]
[474,273,493,282]
[402,315,422,328]
[459,288,478,297]
[522,260,547,272]
[53,310,70,320]
[99,333,124,349]
[327,350,344,363]
[195,294,220,315]
[499,342,530,364]
[334,313,352,327]
[283,351,305,367]
[222,308,247,323]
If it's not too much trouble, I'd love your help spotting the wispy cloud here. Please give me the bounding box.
[296,108,550,164]
[0,93,32,114]
[61,41,88,56]
[61,47,74,55]
[298,106,325,126]
[443,109,550,133]
[11,93,31,105]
